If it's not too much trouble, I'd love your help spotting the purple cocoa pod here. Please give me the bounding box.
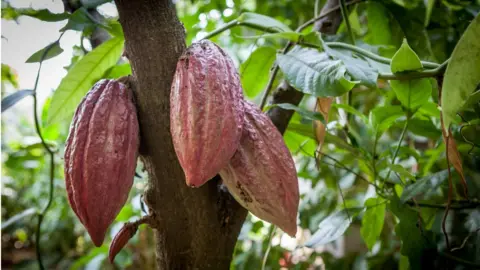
[64,79,139,246]
[170,40,244,187]
[219,101,299,237]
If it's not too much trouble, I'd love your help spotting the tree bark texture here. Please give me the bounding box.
[115,1,247,269]
[114,0,344,269]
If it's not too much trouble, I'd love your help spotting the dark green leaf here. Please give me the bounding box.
[369,105,404,134]
[47,37,124,125]
[277,46,356,97]
[324,46,378,87]
[402,118,441,139]
[1,90,33,113]
[390,78,432,109]
[332,103,368,122]
[60,8,95,32]
[360,198,386,250]
[366,2,392,45]
[400,170,448,203]
[237,12,292,32]
[391,39,423,73]
[240,47,276,98]
[441,14,480,130]
[26,42,63,63]
[387,164,415,181]
[462,90,480,110]
[276,103,325,124]
[305,208,362,247]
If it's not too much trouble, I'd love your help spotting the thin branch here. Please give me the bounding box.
[202,20,239,40]
[439,252,480,268]
[261,225,276,270]
[339,0,355,45]
[34,33,64,270]
[326,42,441,69]
[442,135,454,250]
[384,118,409,187]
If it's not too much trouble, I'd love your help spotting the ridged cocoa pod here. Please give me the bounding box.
[170,40,244,187]
[64,79,139,246]
[109,222,137,263]
[219,101,299,236]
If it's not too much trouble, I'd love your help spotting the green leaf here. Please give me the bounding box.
[1,208,36,230]
[104,63,131,79]
[47,37,124,125]
[424,0,435,26]
[240,32,302,43]
[324,46,378,87]
[276,103,325,124]
[277,46,357,97]
[240,47,276,98]
[237,12,292,32]
[366,2,392,45]
[332,103,368,122]
[360,198,386,250]
[305,208,363,247]
[60,8,95,32]
[441,14,480,130]
[389,196,434,269]
[1,90,33,113]
[391,39,423,73]
[1,4,69,22]
[400,170,448,203]
[390,78,432,109]
[462,90,480,110]
[287,122,316,140]
[387,164,415,181]
[26,42,63,63]
[402,118,440,139]
[369,106,404,134]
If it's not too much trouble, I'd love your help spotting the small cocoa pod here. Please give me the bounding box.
[109,222,137,263]
[64,79,139,246]
[219,101,299,236]
[170,40,244,187]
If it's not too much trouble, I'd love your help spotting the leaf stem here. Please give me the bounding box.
[326,42,441,69]
[378,60,448,80]
[261,225,276,270]
[339,0,355,45]
[33,33,63,270]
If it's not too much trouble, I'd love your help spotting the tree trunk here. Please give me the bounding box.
[114,1,247,269]
[114,0,344,269]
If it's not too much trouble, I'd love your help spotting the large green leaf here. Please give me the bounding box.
[60,8,96,32]
[391,39,423,73]
[441,14,480,130]
[47,37,124,125]
[366,2,392,45]
[390,78,432,109]
[305,208,362,247]
[237,12,292,32]
[26,41,63,63]
[240,47,276,98]
[360,198,386,250]
[277,46,357,97]
[400,170,448,203]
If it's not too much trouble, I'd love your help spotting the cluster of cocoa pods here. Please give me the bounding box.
[170,40,299,236]
[64,40,299,263]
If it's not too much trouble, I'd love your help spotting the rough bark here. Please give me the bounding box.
[114,0,345,269]
[115,1,247,269]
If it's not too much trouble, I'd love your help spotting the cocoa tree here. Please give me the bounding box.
[2,0,480,269]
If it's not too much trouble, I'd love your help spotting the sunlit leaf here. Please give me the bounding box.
[104,63,131,79]
[47,37,124,125]
[240,46,276,98]
[237,12,292,32]
[441,14,480,130]
[360,198,386,250]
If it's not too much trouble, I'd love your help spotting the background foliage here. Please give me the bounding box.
[2,0,480,269]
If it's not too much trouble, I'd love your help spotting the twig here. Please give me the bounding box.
[326,42,441,69]
[439,252,480,268]
[442,135,454,250]
[339,0,355,45]
[261,225,276,270]
[34,33,64,270]
[378,60,448,80]
[384,118,409,188]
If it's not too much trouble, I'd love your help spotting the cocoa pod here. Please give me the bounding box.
[109,222,137,263]
[219,101,299,236]
[64,79,139,246]
[170,40,244,187]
